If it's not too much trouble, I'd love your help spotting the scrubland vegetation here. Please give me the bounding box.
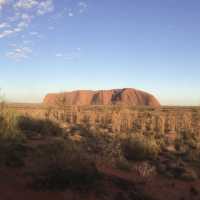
[1,102,200,199]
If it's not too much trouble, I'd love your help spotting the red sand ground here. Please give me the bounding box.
[0,164,200,200]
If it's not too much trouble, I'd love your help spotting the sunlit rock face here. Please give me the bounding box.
[43,88,160,107]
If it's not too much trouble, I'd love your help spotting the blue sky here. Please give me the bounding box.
[0,0,200,105]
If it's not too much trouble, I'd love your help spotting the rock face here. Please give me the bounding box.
[43,88,160,107]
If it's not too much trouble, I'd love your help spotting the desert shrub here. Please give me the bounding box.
[29,139,101,190]
[80,128,123,165]
[179,130,200,148]
[157,159,199,181]
[0,138,26,167]
[121,134,160,161]
[115,158,132,171]
[180,168,199,181]
[0,107,23,139]
[17,116,63,137]
[175,130,200,163]
[0,106,26,167]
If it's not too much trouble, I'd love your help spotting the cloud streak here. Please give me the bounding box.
[14,0,38,9]
[0,0,55,39]
[78,1,88,13]
[56,48,81,61]
[37,0,54,15]
[0,1,88,61]
[6,45,32,61]
[0,22,9,29]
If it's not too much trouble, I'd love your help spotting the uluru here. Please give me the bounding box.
[43,88,160,107]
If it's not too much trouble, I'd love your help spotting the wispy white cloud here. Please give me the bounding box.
[6,45,32,61]
[0,0,6,10]
[22,40,32,44]
[0,0,6,5]
[37,0,54,15]
[17,21,28,28]
[14,0,54,16]
[29,31,39,36]
[55,53,63,57]
[0,0,88,40]
[21,13,32,22]
[29,31,44,39]
[0,15,32,39]
[0,22,9,29]
[0,0,55,40]
[67,1,88,17]
[78,1,88,13]
[56,48,81,61]
[0,30,15,38]
[68,9,74,17]
[14,0,38,9]
[51,1,88,20]
[0,1,87,61]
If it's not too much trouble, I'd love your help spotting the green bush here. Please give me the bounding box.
[29,139,101,190]
[122,134,160,161]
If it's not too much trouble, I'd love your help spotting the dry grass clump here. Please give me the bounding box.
[29,139,101,190]
[121,134,161,161]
